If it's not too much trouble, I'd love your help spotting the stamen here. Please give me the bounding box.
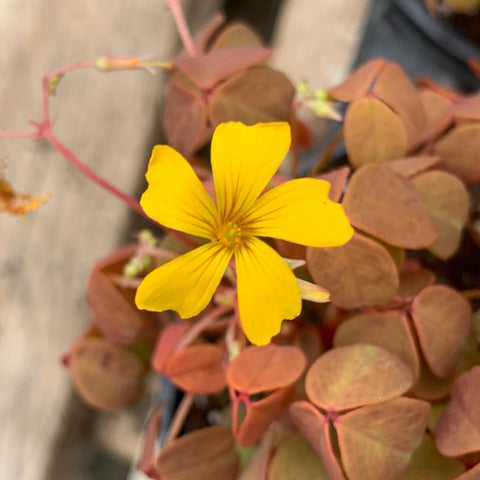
[216,221,243,248]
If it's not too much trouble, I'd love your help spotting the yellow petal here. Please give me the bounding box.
[135,242,232,317]
[211,122,291,224]
[244,178,354,247]
[235,237,301,345]
[141,145,219,239]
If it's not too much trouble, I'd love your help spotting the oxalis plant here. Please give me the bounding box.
[2,2,480,480]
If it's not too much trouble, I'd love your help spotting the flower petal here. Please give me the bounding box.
[141,145,218,239]
[135,242,232,318]
[235,237,301,345]
[211,122,291,223]
[244,178,354,247]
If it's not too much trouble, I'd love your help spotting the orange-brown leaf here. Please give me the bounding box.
[328,59,386,102]
[165,344,227,394]
[305,344,413,411]
[433,123,480,183]
[156,426,239,480]
[337,397,430,480]
[306,231,399,309]
[227,344,306,394]
[344,97,407,168]
[342,164,438,249]
[334,311,420,381]
[373,62,426,129]
[412,170,470,260]
[411,285,471,378]
[68,337,146,411]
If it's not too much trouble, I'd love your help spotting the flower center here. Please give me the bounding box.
[216,221,243,248]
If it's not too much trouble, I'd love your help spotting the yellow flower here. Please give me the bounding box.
[135,122,353,345]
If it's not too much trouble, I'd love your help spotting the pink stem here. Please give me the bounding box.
[44,131,149,218]
[174,305,232,352]
[42,61,95,123]
[164,392,195,444]
[166,0,198,57]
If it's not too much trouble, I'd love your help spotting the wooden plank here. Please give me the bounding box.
[0,2,221,479]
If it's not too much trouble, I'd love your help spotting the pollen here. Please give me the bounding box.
[216,221,243,248]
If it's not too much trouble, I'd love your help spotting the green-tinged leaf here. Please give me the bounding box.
[289,401,346,480]
[412,170,469,260]
[434,123,480,183]
[268,433,330,480]
[305,344,413,411]
[334,311,420,381]
[411,285,471,378]
[337,397,430,480]
[435,367,480,457]
[397,434,465,479]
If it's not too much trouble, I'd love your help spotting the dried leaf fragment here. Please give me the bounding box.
[0,174,50,216]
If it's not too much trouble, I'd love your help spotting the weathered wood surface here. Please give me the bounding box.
[0,1,372,479]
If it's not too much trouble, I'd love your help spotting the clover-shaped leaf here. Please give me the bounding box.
[156,426,239,480]
[307,231,399,309]
[162,73,208,158]
[412,170,469,260]
[372,62,425,129]
[344,97,407,168]
[334,311,419,381]
[387,155,439,179]
[268,433,330,480]
[236,386,294,447]
[165,344,227,394]
[342,164,438,249]
[411,285,471,378]
[434,367,480,457]
[289,401,346,480]
[174,46,272,90]
[328,59,386,101]
[305,344,413,411]
[434,123,480,183]
[396,434,465,480]
[449,92,480,121]
[68,337,146,411]
[208,66,295,127]
[226,344,306,394]
[88,244,159,345]
[336,397,430,480]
